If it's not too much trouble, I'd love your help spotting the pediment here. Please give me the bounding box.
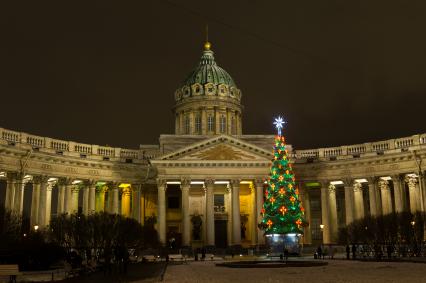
[155,135,272,161]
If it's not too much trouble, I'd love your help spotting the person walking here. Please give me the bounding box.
[352,244,357,260]
[317,246,322,260]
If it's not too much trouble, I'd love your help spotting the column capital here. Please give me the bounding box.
[328,183,336,193]
[230,179,241,187]
[204,178,215,186]
[84,179,97,187]
[107,181,120,190]
[180,177,191,187]
[367,176,378,184]
[58,177,73,186]
[405,175,418,187]
[254,178,264,187]
[391,174,403,183]
[378,179,390,190]
[156,178,167,187]
[6,172,18,182]
[71,186,80,193]
[342,178,353,187]
[319,180,329,189]
[353,182,363,192]
[96,186,106,193]
[32,175,49,184]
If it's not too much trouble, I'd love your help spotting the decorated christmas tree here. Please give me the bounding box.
[259,117,307,252]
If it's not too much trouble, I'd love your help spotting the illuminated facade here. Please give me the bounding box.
[1,42,425,248]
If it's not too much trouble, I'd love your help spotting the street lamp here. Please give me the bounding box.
[411,221,415,227]
[34,225,39,232]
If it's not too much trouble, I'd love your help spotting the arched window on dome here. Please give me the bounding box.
[231,116,236,135]
[208,115,214,132]
[185,115,190,134]
[195,114,201,134]
[220,115,226,133]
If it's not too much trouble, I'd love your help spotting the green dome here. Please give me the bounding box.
[183,49,236,88]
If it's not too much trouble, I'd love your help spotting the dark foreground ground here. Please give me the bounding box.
[59,262,165,283]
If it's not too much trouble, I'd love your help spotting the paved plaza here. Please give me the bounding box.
[159,260,426,283]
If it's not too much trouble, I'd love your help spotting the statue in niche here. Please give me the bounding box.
[191,214,203,241]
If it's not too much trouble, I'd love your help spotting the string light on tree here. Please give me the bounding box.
[259,116,308,251]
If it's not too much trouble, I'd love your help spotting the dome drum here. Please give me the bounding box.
[174,83,241,102]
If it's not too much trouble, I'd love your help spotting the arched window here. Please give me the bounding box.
[185,116,190,134]
[220,115,226,133]
[195,115,201,133]
[208,115,214,132]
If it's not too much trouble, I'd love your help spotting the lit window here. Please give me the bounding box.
[220,115,226,133]
[195,115,201,133]
[208,115,214,132]
[185,116,190,134]
[231,116,236,135]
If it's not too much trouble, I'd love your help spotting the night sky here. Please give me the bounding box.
[1,1,425,150]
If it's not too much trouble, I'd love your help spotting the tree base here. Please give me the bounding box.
[265,233,301,255]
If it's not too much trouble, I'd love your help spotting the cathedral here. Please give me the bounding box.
[0,41,425,249]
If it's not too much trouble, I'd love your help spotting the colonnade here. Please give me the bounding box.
[156,178,265,247]
[313,172,426,244]
[2,171,142,229]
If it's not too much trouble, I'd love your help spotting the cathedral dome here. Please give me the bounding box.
[174,42,241,102]
[173,42,243,136]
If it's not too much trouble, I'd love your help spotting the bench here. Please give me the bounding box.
[0,264,21,283]
[142,255,158,262]
[199,253,215,261]
[169,254,186,262]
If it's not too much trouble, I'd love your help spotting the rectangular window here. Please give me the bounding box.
[185,116,190,134]
[208,115,214,132]
[195,115,201,133]
[220,115,226,133]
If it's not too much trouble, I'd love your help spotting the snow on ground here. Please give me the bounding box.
[160,259,426,283]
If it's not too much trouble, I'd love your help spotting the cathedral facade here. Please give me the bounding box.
[1,42,425,248]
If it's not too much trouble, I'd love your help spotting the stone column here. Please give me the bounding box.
[328,184,338,243]
[250,183,257,246]
[419,173,426,212]
[82,181,93,215]
[108,182,119,214]
[379,179,392,215]
[201,108,207,135]
[88,181,96,214]
[121,187,131,217]
[226,184,233,246]
[392,175,404,213]
[343,179,354,225]
[367,177,378,216]
[214,107,220,134]
[406,176,419,213]
[38,177,49,227]
[71,186,80,213]
[64,181,73,214]
[320,181,330,244]
[230,179,241,246]
[157,179,167,246]
[353,182,365,220]
[180,178,191,247]
[31,179,41,227]
[255,179,265,245]
[44,181,54,226]
[57,179,67,214]
[205,178,215,247]
[299,182,311,245]
[5,173,17,210]
[95,186,106,212]
[132,184,142,222]
[13,174,27,214]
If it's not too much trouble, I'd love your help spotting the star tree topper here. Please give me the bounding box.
[273,116,286,136]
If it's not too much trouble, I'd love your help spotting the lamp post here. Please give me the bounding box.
[34,225,39,232]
